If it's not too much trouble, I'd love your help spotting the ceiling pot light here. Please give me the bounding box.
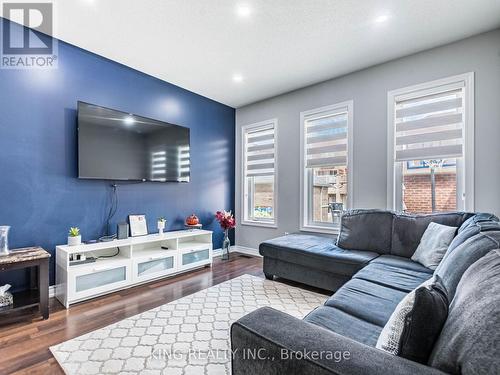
[232,74,244,83]
[236,4,252,18]
[374,14,390,24]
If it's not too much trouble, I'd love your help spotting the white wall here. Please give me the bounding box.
[235,29,500,250]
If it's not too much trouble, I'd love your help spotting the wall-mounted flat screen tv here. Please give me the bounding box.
[77,102,190,182]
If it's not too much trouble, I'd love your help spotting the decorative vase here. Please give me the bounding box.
[68,235,81,247]
[0,226,10,257]
[221,229,230,261]
[157,221,165,235]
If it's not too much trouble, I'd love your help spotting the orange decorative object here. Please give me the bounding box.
[186,214,199,226]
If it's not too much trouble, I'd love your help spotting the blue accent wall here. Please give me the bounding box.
[0,19,235,289]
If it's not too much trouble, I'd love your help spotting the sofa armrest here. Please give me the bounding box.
[231,307,448,375]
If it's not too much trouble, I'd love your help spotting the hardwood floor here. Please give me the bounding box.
[0,253,329,374]
[0,253,264,374]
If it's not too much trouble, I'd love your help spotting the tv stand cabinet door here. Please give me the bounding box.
[179,247,212,271]
[68,261,131,303]
[132,253,177,283]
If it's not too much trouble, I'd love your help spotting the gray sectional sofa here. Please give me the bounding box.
[231,210,500,374]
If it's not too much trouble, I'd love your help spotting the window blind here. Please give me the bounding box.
[305,110,348,168]
[245,124,275,177]
[395,86,464,162]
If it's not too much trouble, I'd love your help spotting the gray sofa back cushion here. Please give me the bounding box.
[457,212,499,234]
[337,209,393,254]
[391,212,472,258]
[447,219,500,253]
[434,231,500,299]
[429,249,500,374]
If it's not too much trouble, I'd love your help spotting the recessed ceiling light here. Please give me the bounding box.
[236,4,252,18]
[374,14,390,24]
[232,74,244,83]
[124,115,135,125]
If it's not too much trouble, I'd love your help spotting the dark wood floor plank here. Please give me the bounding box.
[0,253,328,375]
[0,253,265,375]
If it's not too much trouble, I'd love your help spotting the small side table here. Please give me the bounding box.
[0,247,50,323]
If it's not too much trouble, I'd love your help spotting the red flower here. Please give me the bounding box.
[215,210,236,230]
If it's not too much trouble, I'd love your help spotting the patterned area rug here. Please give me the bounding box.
[50,274,326,374]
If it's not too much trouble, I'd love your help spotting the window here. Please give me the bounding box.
[242,119,277,227]
[300,101,353,233]
[388,73,474,213]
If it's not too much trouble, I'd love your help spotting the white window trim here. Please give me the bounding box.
[241,119,278,228]
[387,72,475,212]
[300,101,354,234]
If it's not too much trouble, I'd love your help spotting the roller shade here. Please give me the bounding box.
[305,110,348,168]
[395,87,464,162]
[245,123,275,177]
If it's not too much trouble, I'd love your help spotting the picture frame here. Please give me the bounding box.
[128,214,148,237]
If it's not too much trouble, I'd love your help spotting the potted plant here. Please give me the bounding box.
[68,227,81,246]
[215,210,236,261]
[157,217,166,235]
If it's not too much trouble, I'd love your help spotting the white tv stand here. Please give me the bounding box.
[55,230,212,308]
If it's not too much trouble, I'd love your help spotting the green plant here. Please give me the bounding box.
[68,227,80,237]
[158,217,166,223]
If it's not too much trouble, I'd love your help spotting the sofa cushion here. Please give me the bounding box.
[370,255,433,274]
[376,276,448,364]
[429,249,500,374]
[324,278,407,327]
[391,212,472,258]
[304,306,382,347]
[457,212,499,234]
[259,234,379,277]
[353,263,432,293]
[337,209,394,254]
[447,219,500,253]
[434,231,500,299]
[263,257,352,292]
[411,222,457,270]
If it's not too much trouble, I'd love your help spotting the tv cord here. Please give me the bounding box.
[92,247,120,259]
[101,180,145,238]
[102,183,118,237]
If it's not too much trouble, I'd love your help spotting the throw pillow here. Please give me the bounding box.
[376,276,449,364]
[411,222,457,269]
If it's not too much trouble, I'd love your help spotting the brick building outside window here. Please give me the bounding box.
[402,159,457,214]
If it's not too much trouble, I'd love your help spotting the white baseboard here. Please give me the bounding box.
[212,245,260,258]
[231,245,261,257]
[212,247,222,257]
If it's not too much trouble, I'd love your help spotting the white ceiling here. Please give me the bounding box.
[5,1,500,107]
